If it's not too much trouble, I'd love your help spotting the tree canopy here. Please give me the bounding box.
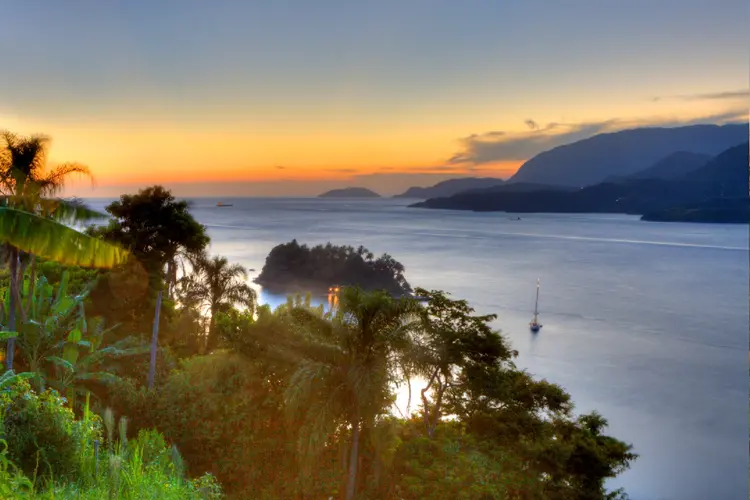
[89,185,209,289]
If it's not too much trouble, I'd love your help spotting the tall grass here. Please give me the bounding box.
[1,407,222,499]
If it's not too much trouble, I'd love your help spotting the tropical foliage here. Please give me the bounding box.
[0,378,222,499]
[87,185,209,295]
[0,162,636,499]
[0,131,128,372]
[178,253,256,351]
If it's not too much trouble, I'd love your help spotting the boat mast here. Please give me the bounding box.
[533,279,540,322]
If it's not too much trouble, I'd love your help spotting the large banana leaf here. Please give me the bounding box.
[39,198,107,225]
[0,207,128,268]
[0,196,106,224]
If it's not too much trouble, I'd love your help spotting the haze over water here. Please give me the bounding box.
[87,197,749,500]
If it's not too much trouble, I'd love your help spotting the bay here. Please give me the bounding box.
[85,196,749,500]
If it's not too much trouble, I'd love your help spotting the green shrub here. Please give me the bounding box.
[0,379,102,483]
[0,381,223,499]
[104,352,321,497]
[153,352,297,495]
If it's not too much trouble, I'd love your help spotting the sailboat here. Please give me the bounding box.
[529,279,542,332]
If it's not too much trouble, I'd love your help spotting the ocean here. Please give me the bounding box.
[85,196,749,500]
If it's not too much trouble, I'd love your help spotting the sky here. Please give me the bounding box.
[0,0,747,197]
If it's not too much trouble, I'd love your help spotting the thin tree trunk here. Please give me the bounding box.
[148,290,163,389]
[24,255,36,317]
[5,248,19,371]
[429,379,448,436]
[404,367,413,416]
[345,416,361,500]
[421,367,439,437]
[207,307,217,353]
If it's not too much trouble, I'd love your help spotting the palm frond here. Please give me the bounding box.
[1,131,50,178]
[0,207,128,268]
[38,162,93,195]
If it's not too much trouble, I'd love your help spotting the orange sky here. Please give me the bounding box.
[0,2,747,197]
[4,96,746,197]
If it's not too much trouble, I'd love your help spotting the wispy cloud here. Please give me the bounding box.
[448,120,616,165]
[323,167,359,173]
[274,165,286,170]
[448,110,748,165]
[652,89,749,102]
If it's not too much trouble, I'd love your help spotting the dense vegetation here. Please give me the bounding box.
[255,239,412,296]
[0,130,637,498]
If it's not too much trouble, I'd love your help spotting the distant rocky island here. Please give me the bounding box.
[394,177,505,199]
[318,187,381,198]
[411,139,749,224]
[255,240,411,296]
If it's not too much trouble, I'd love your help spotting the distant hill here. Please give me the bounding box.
[605,151,712,183]
[394,177,505,199]
[681,142,749,194]
[318,187,381,198]
[508,123,748,187]
[410,142,749,222]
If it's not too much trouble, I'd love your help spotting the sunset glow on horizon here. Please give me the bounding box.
[1,1,747,196]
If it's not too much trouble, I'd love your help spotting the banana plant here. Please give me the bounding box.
[0,270,93,391]
[47,315,147,411]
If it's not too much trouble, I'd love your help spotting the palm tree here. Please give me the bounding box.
[282,287,419,500]
[0,130,128,371]
[179,253,257,351]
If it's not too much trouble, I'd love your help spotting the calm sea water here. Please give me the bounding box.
[86,197,749,500]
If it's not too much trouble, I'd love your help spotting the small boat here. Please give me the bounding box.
[529,279,543,332]
[216,202,233,207]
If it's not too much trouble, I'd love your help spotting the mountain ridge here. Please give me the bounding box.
[604,151,712,183]
[410,142,749,222]
[508,123,748,187]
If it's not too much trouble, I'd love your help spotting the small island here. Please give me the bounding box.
[255,240,411,296]
[318,187,381,198]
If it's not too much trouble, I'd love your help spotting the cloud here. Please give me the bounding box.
[652,89,749,102]
[448,120,616,165]
[274,165,286,170]
[323,167,359,173]
[525,119,539,130]
[448,108,748,166]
